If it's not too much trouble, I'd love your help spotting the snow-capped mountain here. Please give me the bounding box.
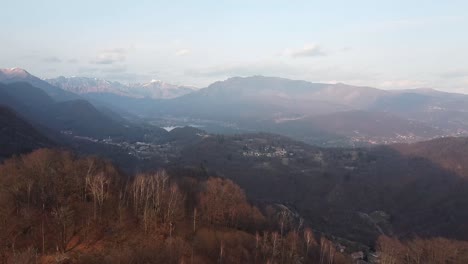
[0,68,80,101]
[46,76,196,99]
[0,67,31,80]
[127,79,196,99]
[46,76,131,96]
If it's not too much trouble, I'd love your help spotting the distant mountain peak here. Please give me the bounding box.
[0,68,81,101]
[5,67,27,72]
[0,67,32,78]
[46,76,196,99]
[411,87,438,93]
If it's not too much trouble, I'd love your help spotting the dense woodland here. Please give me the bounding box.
[177,134,468,246]
[2,149,468,263]
[0,149,349,263]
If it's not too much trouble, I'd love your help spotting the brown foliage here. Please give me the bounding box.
[6,138,468,264]
[0,149,121,254]
[0,149,334,264]
[377,235,468,264]
[131,171,185,233]
[198,177,264,228]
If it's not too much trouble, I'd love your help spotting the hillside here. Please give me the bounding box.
[271,110,444,146]
[0,82,167,141]
[0,68,79,101]
[5,2,468,263]
[150,76,468,121]
[24,73,468,147]
[392,137,468,178]
[175,134,468,245]
[2,148,468,263]
[152,76,352,121]
[0,149,352,264]
[139,76,468,146]
[0,106,53,159]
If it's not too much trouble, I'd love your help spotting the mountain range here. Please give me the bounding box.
[4,67,468,253]
[143,76,468,145]
[46,76,196,99]
[0,68,80,101]
[3,68,468,147]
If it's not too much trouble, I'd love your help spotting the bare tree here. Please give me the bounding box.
[132,171,184,233]
[86,172,111,220]
[285,231,301,264]
[279,210,288,237]
[51,205,74,252]
[193,208,197,233]
[218,240,225,264]
[199,177,257,227]
[320,237,336,264]
[271,231,279,262]
[255,232,260,264]
[377,235,405,264]
[304,227,315,256]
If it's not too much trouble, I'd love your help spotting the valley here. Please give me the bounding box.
[2,68,468,263]
[3,3,468,263]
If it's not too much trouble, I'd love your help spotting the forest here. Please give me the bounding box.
[0,149,343,263]
[2,149,468,263]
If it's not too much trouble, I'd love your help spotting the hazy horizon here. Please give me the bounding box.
[4,67,468,95]
[4,2,468,262]
[2,1,468,92]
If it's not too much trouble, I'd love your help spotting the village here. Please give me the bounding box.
[62,130,182,162]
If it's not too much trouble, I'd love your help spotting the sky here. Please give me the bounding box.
[2,0,468,92]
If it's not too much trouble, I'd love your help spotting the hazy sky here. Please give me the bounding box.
[2,0,468,92]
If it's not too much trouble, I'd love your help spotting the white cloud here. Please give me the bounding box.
[284,44,326,58]
[176,49,190,56]
[91,48,126,64]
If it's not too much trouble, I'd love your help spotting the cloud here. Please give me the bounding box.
[43,56,62,63]
[67,58,79,64]
[284,44,326,58]
[91,48,126,64]
[176,49,190,56]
